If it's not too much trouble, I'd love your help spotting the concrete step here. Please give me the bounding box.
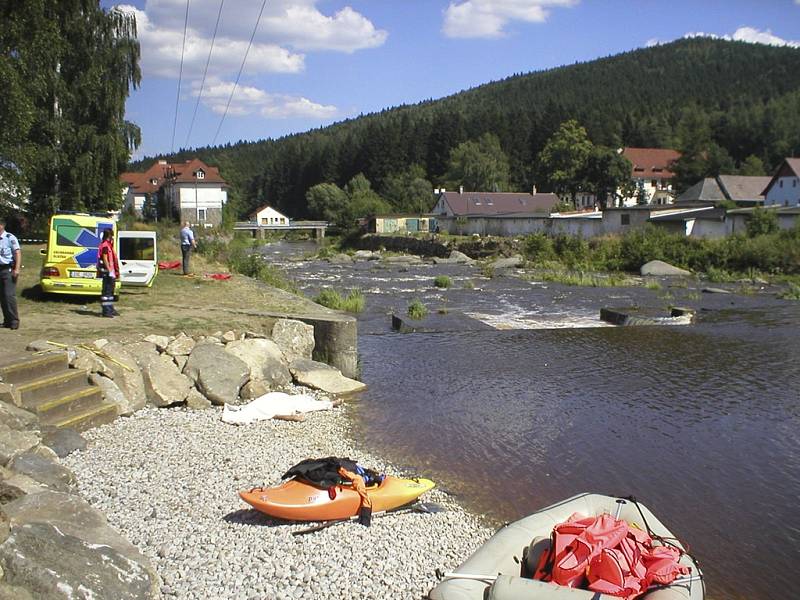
[41,401,118,432]
[0,352,69,386]
[27,385,104,422]
[16,369,90,409]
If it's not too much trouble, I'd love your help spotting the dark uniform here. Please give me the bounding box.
[0,228,20,329]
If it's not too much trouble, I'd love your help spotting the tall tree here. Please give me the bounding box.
[380,164,434,213]
[445,133,510,192]
[582,146,634,209]
[0,1,141,221]
[538,119,593,203]
[671,106,734,193]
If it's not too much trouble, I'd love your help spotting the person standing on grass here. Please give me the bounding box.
[97,229,120,318]
[0,218,21,329]
[180,221,197,275]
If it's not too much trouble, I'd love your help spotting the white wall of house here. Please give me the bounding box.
[618,178,674,207]
[690,220,727,239]
[173,184,227,216]
[432,195,452,215]
[437,215,603,237]
[123,189,146,215]
[253,206,289,226]
[764,176,800,207]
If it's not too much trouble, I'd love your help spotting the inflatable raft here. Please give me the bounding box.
[239,476,435,521]
[428,493,704,600]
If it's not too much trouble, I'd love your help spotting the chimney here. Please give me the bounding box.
[459,185,463,194]
[532,184,537,195]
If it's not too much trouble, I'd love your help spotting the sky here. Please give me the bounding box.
[104,0,800,160]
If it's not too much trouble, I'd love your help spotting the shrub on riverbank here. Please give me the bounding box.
[522,224,800,276]
[434,275,452,288]
[314,288,365,313]
[407,299,427,320]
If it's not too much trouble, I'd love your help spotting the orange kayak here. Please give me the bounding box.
[239,476,435,521]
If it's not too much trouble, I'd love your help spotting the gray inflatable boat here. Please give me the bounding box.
[428,493,704,600]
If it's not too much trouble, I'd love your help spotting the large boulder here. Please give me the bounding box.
[0,423,39,467]
[88,373,131,417]
[142,355,192,407]
[69,347,112,377]
[143,334,170,351]
[0,491,159,599]
[640,260,691,277]
[165,334,195,357]
[289,358,367,395]
[0,467,46,498]
[271,319,315,361]
[491,255,524,269]
[224,338,291,388]
[185,388,212,411]
[123,341,160,370]
[5,450,76,493]
[0,401,37,432]
[39,428,86,459]
[183,344,249,405]
[432,250,475,265]
[95,342,146,414]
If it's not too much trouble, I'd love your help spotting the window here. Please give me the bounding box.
[779,180,783,188]
[196,170,205,180]
[621,214,630,225]
[198,208,207,221]
[119,237,155,261]
[55,225,104,248]
[150,178,158,185]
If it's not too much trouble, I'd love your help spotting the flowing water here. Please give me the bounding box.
[265,241,800,600]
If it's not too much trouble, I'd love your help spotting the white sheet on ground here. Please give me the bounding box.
[221,392,334,425]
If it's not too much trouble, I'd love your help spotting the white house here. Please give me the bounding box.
[762,158,800,207]
[120,158,228,225]
[249,205,290,226]
[617,147,681,207]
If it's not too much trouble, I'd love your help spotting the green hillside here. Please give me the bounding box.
[133,37,800,220]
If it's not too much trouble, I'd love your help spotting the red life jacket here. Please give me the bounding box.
[533,512,690,599]
[97,239,120,277]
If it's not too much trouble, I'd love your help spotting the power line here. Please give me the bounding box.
[170,0,191,153]
[184,0,225,149]
[211,0,268,146]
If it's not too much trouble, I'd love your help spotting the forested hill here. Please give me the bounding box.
[134,37,800,219]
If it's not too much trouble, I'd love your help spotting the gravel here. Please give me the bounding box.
[63,397,492,599]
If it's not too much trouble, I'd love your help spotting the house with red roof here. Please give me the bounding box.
[120,158,228,225]
[618,147,681,207]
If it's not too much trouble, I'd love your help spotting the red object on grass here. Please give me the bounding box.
[158,260,181,270]
[208,273,232,280]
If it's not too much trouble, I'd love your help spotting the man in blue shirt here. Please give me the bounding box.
[180,221,197,275]
[0,218,21,329]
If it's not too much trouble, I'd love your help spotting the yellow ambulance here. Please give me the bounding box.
[40,213,159,296]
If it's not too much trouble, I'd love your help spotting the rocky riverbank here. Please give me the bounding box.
[62,404,491,599]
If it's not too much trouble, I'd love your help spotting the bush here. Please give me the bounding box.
[778,282,800,300]
[434,275,452,288]
[407,298,427,320]
[314,288,365,313]
[746,208,778,238]
[523,233,555,263]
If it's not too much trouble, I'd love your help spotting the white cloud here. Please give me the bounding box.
[197,79,338,120]
[684,27,799,48]
[442,0,578,39]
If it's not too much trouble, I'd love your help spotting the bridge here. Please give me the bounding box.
[233,220,328,240]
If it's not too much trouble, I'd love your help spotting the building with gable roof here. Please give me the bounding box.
[762,158,800,207]
[618,147,681,207]
[120,158,228,225]
[676,174,771,207]
[432,189,560,217]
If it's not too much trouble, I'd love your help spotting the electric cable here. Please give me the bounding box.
[184,0,225,148]
[211,0,269,146]
[171,0,191,152]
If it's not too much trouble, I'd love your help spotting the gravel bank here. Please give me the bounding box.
[63,400,492,599]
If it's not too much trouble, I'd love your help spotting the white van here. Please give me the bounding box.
[118,230,158,287]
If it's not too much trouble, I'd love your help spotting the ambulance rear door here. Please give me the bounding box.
[118,230,158,287]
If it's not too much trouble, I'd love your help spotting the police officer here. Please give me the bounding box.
[0,217,21,329]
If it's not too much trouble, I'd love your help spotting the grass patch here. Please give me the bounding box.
[645,280,662,290]
[434,275,452,288]
[480,263,495,279]
[778,282,800,300]
[407,298,428,320]
[313,288,365,313]
[527,270,634,287]
[462,280,475,290]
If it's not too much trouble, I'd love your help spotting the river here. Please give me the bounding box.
[263,241,800,600]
